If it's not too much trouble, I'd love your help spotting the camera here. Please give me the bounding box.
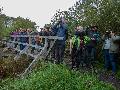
[105,31,110,34]
[105,31,110,37]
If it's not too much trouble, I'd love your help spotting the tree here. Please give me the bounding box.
[0,14,36,39]
[13,17,36,30]
[51,0,120,35]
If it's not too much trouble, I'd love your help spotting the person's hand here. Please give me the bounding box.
[110,31,115,36]
[112,33,115,36]
[91,38,95,40]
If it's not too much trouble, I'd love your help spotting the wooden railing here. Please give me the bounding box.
[4,34,64,77]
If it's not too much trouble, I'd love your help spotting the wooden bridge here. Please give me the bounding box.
[2,34,64,78]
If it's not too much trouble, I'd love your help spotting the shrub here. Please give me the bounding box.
[0,62,115,90]
[0,54,31,79]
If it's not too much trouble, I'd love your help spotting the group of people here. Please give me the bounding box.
[10,26,57,50]
[10,18,68,64]
[102,31,120,74]
[70,26,120,74]
[9,18,120,74]
[10,28,32,50]
[70,25,100,69]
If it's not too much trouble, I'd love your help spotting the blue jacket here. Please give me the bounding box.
[51,23,59,36]
[56,22,68,41]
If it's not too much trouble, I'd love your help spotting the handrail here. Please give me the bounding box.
[10,35,64,40]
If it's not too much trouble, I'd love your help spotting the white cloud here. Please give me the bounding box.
[0,0,78,28]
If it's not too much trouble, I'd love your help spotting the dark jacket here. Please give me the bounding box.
[87,30,100,47]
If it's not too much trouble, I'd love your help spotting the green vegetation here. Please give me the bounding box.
[52,0,120,37]
[0,62,115,90]
[0,0,120,89]
[0,54,31,78]
[0,8,36,39]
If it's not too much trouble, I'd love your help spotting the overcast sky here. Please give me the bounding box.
[0,0,78,30]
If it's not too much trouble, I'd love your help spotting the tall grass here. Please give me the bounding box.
[0,54,31,78]
[0,62,115,90]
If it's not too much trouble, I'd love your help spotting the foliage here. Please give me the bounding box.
[0,54,31,78]
[51,0,120,36]
[0,8,36,39]
[0,62,115,90]
[13,17,36,30]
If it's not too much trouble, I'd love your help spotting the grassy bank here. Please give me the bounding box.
[0,62,115,90]
[0,54,31,79]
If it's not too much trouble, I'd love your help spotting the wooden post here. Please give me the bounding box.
[28,34,31,54]
[21,38,48,78]
[69,39,72,55]
[44,39,57,60]
[42,37,48,56]
[12,35,16,48]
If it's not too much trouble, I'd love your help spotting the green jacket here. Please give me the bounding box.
[84,36,91,44]
[72,35,90,48]
[72,35,80,48]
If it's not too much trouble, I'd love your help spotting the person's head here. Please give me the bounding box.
[109,30,117,37]
[49,27,52,31]
[28,28,32,33]
[105,30,110,34]
[91,25,98,32]
[76,26,80,30]
[19,29,22,32]
[22,29,26,32]
[60,17,67,24]
[76,26,83,31]
[46,27,50,31]
[110,31,115,34]
[25,29,27,32]
[105,30,110,36]
[19,28,22,30]
[19,28,23,32]
[40,28,43,31]
[15,29,18,33]
[43,28,47,32]
[22,29,25,32]
[27,28,30,32]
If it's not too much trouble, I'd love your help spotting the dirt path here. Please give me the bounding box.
[64,57,120,90]
[99,72,120,90]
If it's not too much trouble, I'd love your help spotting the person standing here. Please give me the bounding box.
[102,31,111,71]
[87,26,100,61]
[50,22,59,60]
[109,31,120,74]
[70,28,80,69]
[77,26,85,67]
[55,18,68,64]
